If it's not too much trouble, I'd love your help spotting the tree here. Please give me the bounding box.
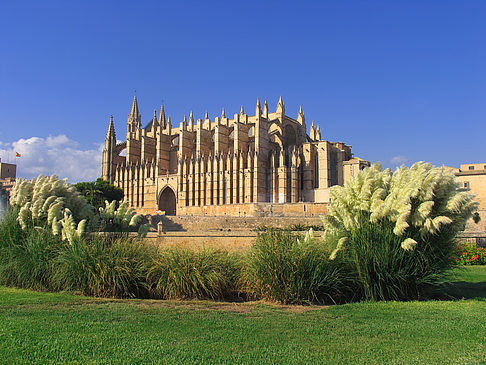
[75,178,123,210]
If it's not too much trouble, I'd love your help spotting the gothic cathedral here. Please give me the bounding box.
[102,96,369,216]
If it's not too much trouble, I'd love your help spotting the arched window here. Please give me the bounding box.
[248,126,255,138]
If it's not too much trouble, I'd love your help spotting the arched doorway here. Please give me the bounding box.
[158,187,176,215]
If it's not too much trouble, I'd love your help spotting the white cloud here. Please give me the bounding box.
[390,155,409,166]
[0,135,103,183]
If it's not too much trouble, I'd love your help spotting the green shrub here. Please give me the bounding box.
[53,235,155,298]
[244,230,355,304]
[323,162,478,301]
[147,247,241,300]
[452,242,486,265]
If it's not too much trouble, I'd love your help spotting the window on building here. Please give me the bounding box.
[329,150,338,186]
[248,126,255,138]
[314,154,319,188]
[469,166,475,170]
[464,182,470,189]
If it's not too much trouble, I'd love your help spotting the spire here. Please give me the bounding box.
[189,110,194,124]
[316,124,321,141]
[127,95,141,133]
[221,108,226,118]
[167,116,172,129]
[158,105,166,128]
[240,105,244,115]
[297,105,305,124]
[106,115,116,139]
[256,98,262,117]
[205,111,209,120]
[130,95,140,119]
[276,96,285,115]
[263,100,269,118]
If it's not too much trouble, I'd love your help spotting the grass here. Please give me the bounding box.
[441,266,486,300]
[0,267,485,364]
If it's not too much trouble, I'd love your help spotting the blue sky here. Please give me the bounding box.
[0,0,484,182]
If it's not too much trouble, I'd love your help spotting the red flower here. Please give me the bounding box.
[467,259,471,261]
[455,258,459,261]
[472,255,479,261]
[462,252,467,256]
[478,248,482,251]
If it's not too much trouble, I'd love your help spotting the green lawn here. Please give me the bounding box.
[0,268,485,364]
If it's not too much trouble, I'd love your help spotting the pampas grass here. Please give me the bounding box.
[147,247,241,300]
[244,230,355,304]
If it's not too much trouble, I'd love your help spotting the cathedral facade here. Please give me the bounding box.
[102,96,369,216]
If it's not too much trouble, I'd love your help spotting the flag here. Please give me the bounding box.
[15,152,21,157]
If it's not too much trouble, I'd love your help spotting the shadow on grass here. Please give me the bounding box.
[437,281,486,300]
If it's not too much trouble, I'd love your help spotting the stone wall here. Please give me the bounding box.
[177,202,328,217]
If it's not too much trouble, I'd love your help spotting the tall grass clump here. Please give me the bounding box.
[53,236,156,298]
[147,247,241,300]
[324,162,479,301]
[0,206,25,249]
[0,208,62,290]
[244,230,355,304]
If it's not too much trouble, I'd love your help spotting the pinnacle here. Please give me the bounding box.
[205,111,209,119]
[130,95,140,117]
[158,105,166,125]
[106,116,115,139]
[240,105,244,114]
